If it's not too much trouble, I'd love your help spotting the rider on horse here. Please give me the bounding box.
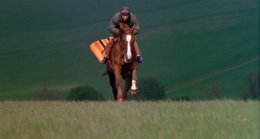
[103,6,143,64]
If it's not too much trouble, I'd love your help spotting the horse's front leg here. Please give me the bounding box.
[130,63,138,95]
[123,70,132,100]
[114,65,123,101]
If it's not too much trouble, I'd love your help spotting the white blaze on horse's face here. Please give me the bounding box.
[126,35,132,60]
[126,34,131,42]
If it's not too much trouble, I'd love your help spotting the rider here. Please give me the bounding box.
[103,6,143,64]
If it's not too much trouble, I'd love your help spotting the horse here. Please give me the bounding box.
[106,23,139,101]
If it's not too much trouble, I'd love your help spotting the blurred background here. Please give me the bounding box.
[0,0,259,100]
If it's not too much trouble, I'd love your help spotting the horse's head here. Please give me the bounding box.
[119,23,136,63]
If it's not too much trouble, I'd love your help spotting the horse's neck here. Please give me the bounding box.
[112,39,123,53]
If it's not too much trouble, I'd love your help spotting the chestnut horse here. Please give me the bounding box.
[106,23,139,101]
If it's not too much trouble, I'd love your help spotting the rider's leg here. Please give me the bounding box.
[102,37,115,64]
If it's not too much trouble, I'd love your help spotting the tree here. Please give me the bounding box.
[131,77,166,101]
[67,85,105,101]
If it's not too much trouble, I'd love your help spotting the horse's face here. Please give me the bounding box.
[120,25,136,63]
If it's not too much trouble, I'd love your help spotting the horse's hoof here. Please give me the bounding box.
[130,89,138,95]
[117,98,124,102]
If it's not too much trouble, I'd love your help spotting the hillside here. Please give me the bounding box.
[0,0,259,100]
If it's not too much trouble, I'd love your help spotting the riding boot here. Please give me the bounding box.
[134,41,143,63]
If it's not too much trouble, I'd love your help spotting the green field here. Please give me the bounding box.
[0,0,259,100]
[0,100,259,139]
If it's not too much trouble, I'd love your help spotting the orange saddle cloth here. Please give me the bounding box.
[89,38,110,63]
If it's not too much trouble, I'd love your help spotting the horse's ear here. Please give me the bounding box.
[131,24,136,34]
[121,23,131,29]
[119,23,125,33]
[119,23,123,29]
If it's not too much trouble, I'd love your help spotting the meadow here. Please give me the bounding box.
[0,100,259,139]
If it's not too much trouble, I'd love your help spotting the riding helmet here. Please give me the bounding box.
[121,6,130,15]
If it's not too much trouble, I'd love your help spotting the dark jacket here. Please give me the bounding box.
[109,12,140,36]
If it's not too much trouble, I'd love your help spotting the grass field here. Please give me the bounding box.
[0,100,259,139]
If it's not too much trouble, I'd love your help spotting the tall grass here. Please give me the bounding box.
[0,100,259,139]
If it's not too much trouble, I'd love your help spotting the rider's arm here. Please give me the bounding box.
[131,14,140,35]
[109,13,120,36]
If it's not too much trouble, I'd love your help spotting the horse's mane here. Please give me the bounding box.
[119,23,135,34]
